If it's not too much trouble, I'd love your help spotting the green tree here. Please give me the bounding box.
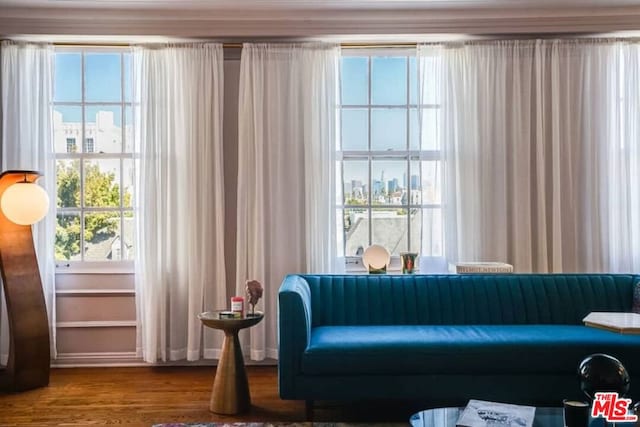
[346,197,365,206]
[56,161,131,260]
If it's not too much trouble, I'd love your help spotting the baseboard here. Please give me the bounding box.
[53,352,278,368]
[53,352,144,367]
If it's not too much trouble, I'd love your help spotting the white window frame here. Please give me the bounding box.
[338,48,443,272]
[53,46,134,272]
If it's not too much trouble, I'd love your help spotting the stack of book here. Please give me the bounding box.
[583,312,640,334]
[449,262,514,274]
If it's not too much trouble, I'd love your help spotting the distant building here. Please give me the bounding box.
[81,217,134,261]
[345,210,422,256]
[388,178,398,193]
[410,174,420,190]
[54,109,132,154]
[372,180,383,195]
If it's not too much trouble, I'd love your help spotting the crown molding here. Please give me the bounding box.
[1,6,640,38]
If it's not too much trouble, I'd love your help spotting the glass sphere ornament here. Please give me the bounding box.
[578,353,630,399]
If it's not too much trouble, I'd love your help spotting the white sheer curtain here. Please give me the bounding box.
[237,43,340,360]
[422,39,640,272]
[134,43,226,362]
[0,41,56,362]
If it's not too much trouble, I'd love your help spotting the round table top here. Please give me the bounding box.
[409,406,563,427]
[198,311,264,332]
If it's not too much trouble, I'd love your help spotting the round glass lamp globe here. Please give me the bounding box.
[362,244,391,270]
[1,182,49,225]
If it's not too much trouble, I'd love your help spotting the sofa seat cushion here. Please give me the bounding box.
[301,325,640,376]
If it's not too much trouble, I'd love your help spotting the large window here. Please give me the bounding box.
[338,50,443,264]
[53,49,135,263]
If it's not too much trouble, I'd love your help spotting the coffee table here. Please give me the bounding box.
[410,406,563,427]
[198,310,264,415]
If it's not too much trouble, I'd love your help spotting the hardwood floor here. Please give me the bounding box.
[0,366,422,426]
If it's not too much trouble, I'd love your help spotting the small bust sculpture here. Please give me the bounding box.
[245,280,263,316]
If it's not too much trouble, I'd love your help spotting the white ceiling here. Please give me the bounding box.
[2,0,640,39]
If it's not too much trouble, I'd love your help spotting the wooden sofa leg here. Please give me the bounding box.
[305,400,314,421]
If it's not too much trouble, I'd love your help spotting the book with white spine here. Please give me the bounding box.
[449,262,514,274]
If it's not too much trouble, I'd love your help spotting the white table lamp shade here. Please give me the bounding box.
[1,182,49,225]
[362,244,391,270]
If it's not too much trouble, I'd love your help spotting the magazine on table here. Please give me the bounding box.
[456,399,536,427]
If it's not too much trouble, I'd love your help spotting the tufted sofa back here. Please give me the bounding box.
[299,274,640,326]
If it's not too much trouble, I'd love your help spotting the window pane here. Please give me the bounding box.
[421,160,442,204]
[371,109,406,151]
[409,159,421,205]
[410,108,440,151]
[53,106,82,154]
[124,106,134,153]
[419,55,439,105]
[419,208,443,256]
[54,53,81,102]
[371,160,407,206]
[372,57,407,105]
[343,160,368,205]
[421,108,440,151]
[123,158,134,209]
[344,208,369,256]
[341,57,368,105]
[84,159,121,208]
[336,209,344,258]
[341,109,368,151]
[123,211,135,260]
[409,56,418,105]
[371,208,408,255]
[85,53,122,102]
[123,53,132,102]
[409,109,419,150]
[409,208,421,253]
[56,160,80,208]
[85,106,122,153]
[56,212,81,261]
[83,212,121,261]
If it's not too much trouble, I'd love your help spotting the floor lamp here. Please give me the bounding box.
[0,170,50,392]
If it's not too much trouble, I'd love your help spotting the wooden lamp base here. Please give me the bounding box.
[0,170,50,392]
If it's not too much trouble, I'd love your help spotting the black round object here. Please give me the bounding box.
[578,353,630,399]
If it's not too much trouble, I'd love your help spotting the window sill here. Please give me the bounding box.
[55,261,134,275]
[344,255,448,274]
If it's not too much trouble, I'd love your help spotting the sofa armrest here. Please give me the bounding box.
[278,274,311,398]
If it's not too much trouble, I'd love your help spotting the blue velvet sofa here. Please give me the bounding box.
[278,274,640,409]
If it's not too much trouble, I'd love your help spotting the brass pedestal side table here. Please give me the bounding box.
[198,311,264,415]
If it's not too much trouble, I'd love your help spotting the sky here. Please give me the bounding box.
[54,52,131,127]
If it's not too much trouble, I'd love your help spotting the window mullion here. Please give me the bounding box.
[80,51,86,262]
[406,54,412,253]
[367,56,373,249]
[120,52,125,260]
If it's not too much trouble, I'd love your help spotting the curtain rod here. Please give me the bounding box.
[51,41,417,49]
